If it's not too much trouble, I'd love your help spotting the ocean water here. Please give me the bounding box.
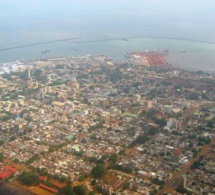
[1,0,215,71]
[0,37,215,71]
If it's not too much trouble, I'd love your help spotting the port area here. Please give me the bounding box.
[125,50,168,66]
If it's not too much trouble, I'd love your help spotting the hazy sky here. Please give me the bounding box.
[0,0,215,44]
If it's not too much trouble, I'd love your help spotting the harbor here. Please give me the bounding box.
[0,37,215,71]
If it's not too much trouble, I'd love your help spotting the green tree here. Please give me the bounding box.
[88,191,95,195]
[207,121,213,128]
[44,180,55,188]
[91,179,96,185]
[119,149,126,155]
[0,152,4,162]
[108,154,117,164]
[123,182,130,190]
[73,185,86,195]
[159,152,165,157]
[150,189,158,195]
[13,158,20,163]
[34,69,42,76]
[154,118,166,127]
[191,160,204,169]
[188,142,193,148]
[148,128,159,135]
[19,171,40,186]
[78,175,86,182]
[129,134,149,148]
[0,140,4,146]
[187,93,198,100]
[49,145,55,152]
[57,183,74,195]
[9,135,16,142]
[152,178,165,186]
[112,164,132,173]
[175,186,190,194]
[91,164,106,178]
[132,185,138,192]
[55,64,65,69]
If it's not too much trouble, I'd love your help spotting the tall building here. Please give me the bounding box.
[177,175,187,188]
[163,105,173,114]
[101,112,111,123]
[172,149,182,162]
[136,94,141,102]
[167,118,184,130]
[70,70,77,82]
[28,69,31,79]
[67,70,80,91]
[183,175,187,188]
[143,100,153,109]
[35,80,38,88]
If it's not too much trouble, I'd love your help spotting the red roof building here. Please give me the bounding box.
[5,165,18,174]
[51,181,64,189]
[0,171,13,180]
[39,184,58,193]
[38,175,47,181]
[173,149,182,156]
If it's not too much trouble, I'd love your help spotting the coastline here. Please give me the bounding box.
[0,37,215,71]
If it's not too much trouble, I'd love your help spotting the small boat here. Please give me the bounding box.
[41,49,50,54]
[121,38,129,41]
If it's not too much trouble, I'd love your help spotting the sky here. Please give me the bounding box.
[0,0,215,45]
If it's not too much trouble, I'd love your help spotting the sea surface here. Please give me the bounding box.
[0,37,215,71]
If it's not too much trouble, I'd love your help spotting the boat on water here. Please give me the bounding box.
[121,38,129,41]
[41,49,50,54]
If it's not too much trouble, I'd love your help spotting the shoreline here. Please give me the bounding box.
[1,53,215,74]
[0,37,215,72]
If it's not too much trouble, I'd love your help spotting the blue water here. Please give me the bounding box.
[1,1,215,71]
